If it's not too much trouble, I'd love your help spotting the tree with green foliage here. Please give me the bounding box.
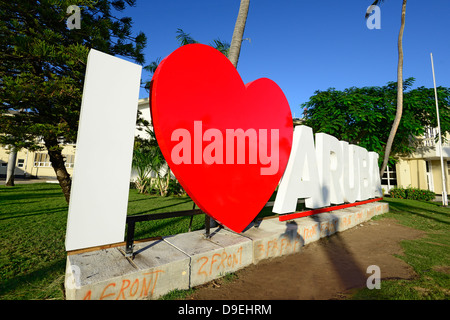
[0,0,147,203]
[302,78,450,171]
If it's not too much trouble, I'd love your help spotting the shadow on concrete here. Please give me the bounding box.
[133,239,163,256]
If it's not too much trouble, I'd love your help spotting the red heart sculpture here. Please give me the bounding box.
[150,44,293,233]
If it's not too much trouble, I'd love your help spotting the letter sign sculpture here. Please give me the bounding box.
[273,126,382,214]
[150,44,294,233]
[65,49,141,251]
[65,45,382,252]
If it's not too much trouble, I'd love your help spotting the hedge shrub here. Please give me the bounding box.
[406,187,436,201]
[389,187,435,201]
[389,187,407,199]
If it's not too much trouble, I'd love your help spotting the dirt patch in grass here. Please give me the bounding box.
[186,218,424,300]
[433,266,450,274]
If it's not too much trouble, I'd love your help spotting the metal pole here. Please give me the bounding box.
[125,220,135,257]
[204,214,211,238]
[188,203,196,232]
[387,165,391,191]
[430,52,448,206]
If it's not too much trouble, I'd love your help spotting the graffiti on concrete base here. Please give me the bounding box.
[82,270,164,300]
[196,246,244,277]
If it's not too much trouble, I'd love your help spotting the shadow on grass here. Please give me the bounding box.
[131,214,206,240]
[0,258,66,300]
[127,197,160,203]
[0,206,68,221]
[128,198,194,216]
[0,191,64,202]
[386,199,450,227]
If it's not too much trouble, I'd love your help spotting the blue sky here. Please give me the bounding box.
[122,0,450,118]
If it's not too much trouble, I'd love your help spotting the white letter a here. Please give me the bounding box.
[366,5,381,30]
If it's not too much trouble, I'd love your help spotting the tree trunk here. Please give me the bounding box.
[228,0,250,68]
[44,139,72,204]
[379,0,407,178]
[165,167,171,196]
[5,147,17,186]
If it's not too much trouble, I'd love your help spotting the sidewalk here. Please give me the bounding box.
[65,201,389,300]
[0,178,58,185]
[433,194,449,204]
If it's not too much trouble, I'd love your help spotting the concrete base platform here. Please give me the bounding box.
[65,201,389,300]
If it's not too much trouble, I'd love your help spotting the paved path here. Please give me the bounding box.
[0,178,57,185]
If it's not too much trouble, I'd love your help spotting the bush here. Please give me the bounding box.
[389,187,435,201]
[167,179,186,196]
[405,187,436,201]
[389,187,406,199]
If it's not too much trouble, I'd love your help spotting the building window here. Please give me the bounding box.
[381,165,397,186]
[65,154,75,168]
[34,153,51,167]
[423,127,437,147]
[33,153,75,168]
[17,159,24,168]
[1,162,7,167]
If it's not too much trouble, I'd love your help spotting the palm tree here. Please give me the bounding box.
[228,0,250,68]
[138,29,234,196]
[175,28,198,46]
[132,128,172,195]
[146,128,172,196]
[143,28,231,89]
[366,0,408,178]
[132,144,153,194]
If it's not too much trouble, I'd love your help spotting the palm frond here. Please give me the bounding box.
[144,57,161,74]
[365,0,385,19]
[175,28,198,46]
[210,38,230,56]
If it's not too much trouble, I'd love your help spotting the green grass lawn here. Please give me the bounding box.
[0,183,449,300]
[352,197,450,300]
[0,183,202,300]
